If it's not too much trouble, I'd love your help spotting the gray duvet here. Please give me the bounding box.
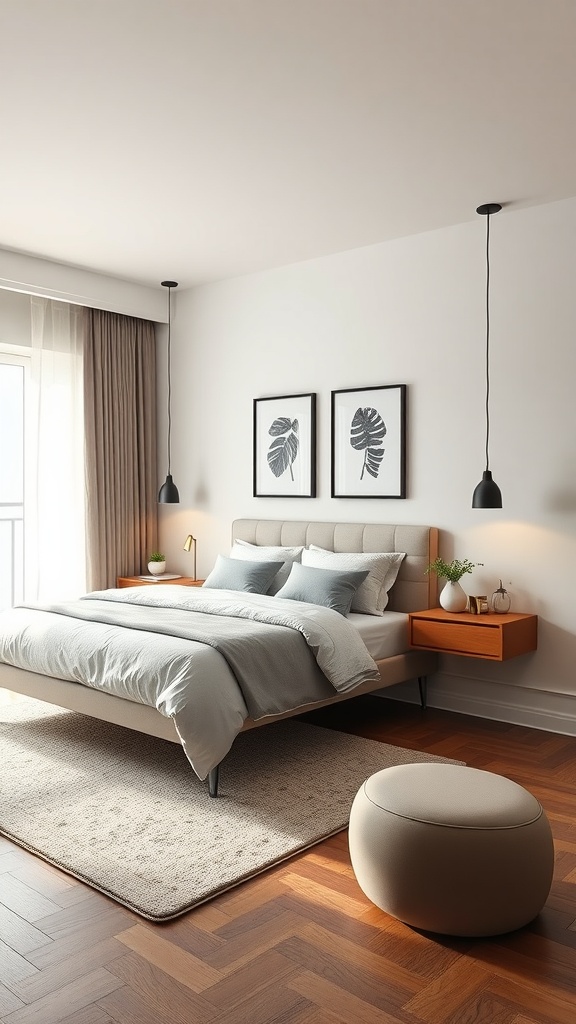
[0,586,379,779]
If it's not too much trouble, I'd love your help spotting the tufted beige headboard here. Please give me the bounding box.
[231,519,438,612]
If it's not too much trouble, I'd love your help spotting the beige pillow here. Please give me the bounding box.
[230,540,304,594]
[302,546,406,614]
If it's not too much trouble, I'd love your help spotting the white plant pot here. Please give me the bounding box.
[148,561,166,576]
[439,580,468,613]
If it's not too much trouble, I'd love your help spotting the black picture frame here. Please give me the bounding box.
[253,392,317,497]
[331,384,407,498]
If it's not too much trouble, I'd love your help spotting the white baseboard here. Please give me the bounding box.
[378,672,576,737]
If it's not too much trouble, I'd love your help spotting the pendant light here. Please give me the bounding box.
[158,280,180,503]
[472,203,503,508]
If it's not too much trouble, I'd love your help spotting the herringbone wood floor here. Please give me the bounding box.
[1,693,576,1024]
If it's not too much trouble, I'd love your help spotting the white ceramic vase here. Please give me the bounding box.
[439,580,468,613]
[148,561,166,576]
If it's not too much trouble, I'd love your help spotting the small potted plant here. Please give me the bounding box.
[147,551,166,576]
[426,557,483,612]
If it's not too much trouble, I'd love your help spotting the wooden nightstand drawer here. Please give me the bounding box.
[411,619,502,658]
[408,609,538,662]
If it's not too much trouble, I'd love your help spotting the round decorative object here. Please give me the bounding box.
[348,763,554,937]
[492,580,511,613]
[148,561,166,576]
[439,580,468,612]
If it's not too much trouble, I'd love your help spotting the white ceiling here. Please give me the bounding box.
[1,0,576,289]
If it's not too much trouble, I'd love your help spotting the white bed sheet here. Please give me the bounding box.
[348,610,409,662]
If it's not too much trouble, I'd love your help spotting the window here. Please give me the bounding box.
[0,353,28,609]
[1,297,85,607]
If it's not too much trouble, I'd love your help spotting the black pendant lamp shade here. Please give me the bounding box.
[472,203,503,509]
[472,469,502,508]
[158,280,179,504]
[158,473,179,504]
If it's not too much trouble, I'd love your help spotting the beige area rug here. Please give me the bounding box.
[0,696,462,921]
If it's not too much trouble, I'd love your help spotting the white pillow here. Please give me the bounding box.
[230,540,304,594]
[302,546,406,615]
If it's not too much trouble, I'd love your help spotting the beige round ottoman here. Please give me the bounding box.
[348,762,554,937]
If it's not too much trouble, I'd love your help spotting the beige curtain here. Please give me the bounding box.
[84,308,158,590]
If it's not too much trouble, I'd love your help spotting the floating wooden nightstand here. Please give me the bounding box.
[408,608,538,662]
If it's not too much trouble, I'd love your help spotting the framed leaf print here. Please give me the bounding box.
[253,393,317,497]
[331,384,406,498]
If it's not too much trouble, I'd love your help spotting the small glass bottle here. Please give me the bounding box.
[491,580,511,614]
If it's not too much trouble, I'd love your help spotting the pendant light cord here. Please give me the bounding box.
[158,279,179,503]
[166,285,172,475]
[483,212,491,472]
[472,201,502,508]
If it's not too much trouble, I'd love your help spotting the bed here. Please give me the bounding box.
[0,519,439,796]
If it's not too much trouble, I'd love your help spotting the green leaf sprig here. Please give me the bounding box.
[425,557,483,583]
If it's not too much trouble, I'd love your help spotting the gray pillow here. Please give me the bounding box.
[274,562,369,616]
[203,555,283,594]
[303,546,406,615]
[229,540,304,594]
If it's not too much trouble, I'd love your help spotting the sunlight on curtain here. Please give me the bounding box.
[28,297,85,601]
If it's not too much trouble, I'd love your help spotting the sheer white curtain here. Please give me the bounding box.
[27,297,85,601]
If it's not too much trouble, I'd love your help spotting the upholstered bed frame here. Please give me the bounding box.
[0,519,439,794]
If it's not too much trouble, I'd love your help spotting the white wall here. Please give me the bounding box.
[160,196,576,734]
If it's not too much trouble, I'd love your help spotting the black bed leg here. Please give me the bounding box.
[208,764,220,798]
[417,676,427,710]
